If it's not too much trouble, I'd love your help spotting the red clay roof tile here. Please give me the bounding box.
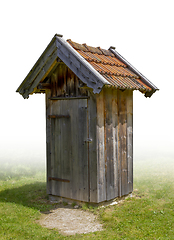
[67,39,152,92]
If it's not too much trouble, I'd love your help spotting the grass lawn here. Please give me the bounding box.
[0,156,173,239]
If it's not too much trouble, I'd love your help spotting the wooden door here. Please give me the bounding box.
[49,99,89,202]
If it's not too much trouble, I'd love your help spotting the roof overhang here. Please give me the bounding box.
[17,34,158,99]
[17,34,109,99]
[109,47,159,97]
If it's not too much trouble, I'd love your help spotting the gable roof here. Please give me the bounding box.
[17,34,158,98]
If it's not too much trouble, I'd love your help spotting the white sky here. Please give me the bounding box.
[0,0,173,164]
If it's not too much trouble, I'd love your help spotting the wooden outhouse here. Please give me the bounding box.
[17,34,158,203]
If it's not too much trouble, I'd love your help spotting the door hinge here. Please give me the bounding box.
[84,138,92,143]
[48,177,70,183]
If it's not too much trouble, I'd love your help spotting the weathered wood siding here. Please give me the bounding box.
[127,90,133,193]
[96,88,133,202]
[46,64,90,202]
[88,91,98,203]
[50,63,88,98]
[46,63,133,203]
[46,96,89,201]
[96,89,106,202]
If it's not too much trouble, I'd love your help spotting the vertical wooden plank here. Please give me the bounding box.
[117,91,121,197]
[50,118,56,196]
[70,99,79,200]
[75,75,79,97]
[60,100,71,198]
[66,68,71,96]
[88,91,97,202]
[78,99,88,201]
[51,100,61,196]
[50,95,58,196]
[127,90,133,193]
[58,65,64,97]
[96,89,106,202]
[68,100,73,200]
[118,90,128,196]
[58,100,65,197]
[51,74,56,97]
[46,90,52,194]
[112,88,119,198]
[69,71,74,96]
[104,88,115,200]
[122,90,128,196]
[63,66,67,97]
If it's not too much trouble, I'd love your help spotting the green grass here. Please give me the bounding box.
[0,156,173,239]
[98,157,174,239]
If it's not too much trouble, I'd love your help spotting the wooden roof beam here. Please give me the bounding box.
[37,83,51,90]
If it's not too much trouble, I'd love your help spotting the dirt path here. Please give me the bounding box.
[37,206,103,235]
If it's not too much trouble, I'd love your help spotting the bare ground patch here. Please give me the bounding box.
[36,194,133,235]
[37,206,103,236]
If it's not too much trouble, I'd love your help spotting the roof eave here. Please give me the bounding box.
[17,34,110,99]
[109,47,159,97]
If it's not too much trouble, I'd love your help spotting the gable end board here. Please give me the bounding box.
[16,37,58,98]
[16,35,110,99]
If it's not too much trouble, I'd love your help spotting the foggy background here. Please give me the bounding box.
[0,0,173,168]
